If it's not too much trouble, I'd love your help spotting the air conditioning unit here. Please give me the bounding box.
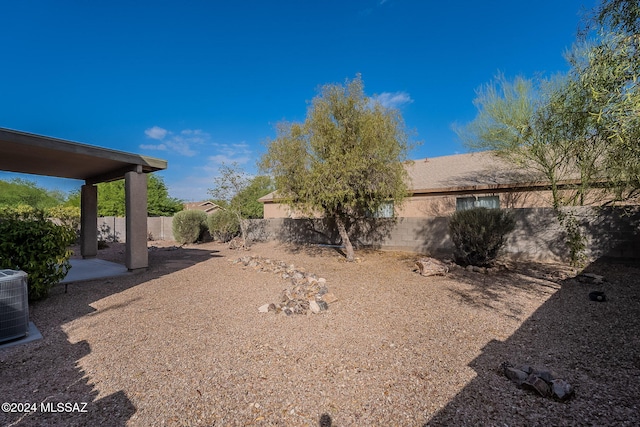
[0,269,29,344]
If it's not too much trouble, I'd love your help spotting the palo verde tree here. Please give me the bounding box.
[454,73,606,266]
[454,0,640,265]
[260,75,413,261]
[575,0,640,201]
[454,73,607,209]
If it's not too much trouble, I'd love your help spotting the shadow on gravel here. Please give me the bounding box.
[444,264,565,321]
[0,243,218,427]
[424,258,640,426]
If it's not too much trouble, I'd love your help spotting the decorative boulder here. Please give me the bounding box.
[415,258,449,277]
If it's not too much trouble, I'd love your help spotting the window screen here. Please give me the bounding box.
[456,196,499,211]
[368,201,394,218]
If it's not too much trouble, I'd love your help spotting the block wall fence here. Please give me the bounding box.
[98,207,640,263]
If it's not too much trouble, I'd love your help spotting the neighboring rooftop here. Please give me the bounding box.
[258,151,546,202]
[406,151,544,194]
[183,201,222,214]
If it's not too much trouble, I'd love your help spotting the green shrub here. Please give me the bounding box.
[448,208,515,267]
[0,207,77,301]
[47,205,81,241]
[207,209,240,242]
[172,210,208,244]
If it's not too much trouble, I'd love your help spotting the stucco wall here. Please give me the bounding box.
[97,216,174,242]
[264,189,615,219]
[97,207,640,263]
[248,207,640,263]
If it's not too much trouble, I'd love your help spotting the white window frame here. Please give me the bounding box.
[455,195,500,211]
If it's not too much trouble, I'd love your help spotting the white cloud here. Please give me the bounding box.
[164,140,197,157]
[206,154,250,166]
[140,127,210,157]
[206,142,252,165]
[371,92,414,109]
[144,126,168,140]
[139,130,259,201]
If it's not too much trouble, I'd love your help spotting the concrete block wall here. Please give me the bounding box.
[97,207,639,263]
[97,216,174,242]
[247,207,640,263]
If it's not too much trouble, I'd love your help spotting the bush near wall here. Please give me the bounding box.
[172,210,208,244]
[207,209,239,242]
[449,208,515,267]
[0,206,77,300]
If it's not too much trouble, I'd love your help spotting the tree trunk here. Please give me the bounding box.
[334,215,354,261]
[237,212,248,249]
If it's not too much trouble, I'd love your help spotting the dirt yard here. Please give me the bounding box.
[1,240,638,426]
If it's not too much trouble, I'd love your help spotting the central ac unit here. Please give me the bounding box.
[0,269,29,344]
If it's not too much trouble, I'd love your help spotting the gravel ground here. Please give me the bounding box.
[1,240,639,426]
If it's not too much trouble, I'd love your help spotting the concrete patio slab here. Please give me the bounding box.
[62,258,131,284]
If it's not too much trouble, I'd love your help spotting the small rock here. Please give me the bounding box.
[258,304,270,313]
[504,367,528,385]
[317,300,329,311]
[534,368,559,383]
[318,278,327,284]
[309,300,321,314]
[522,373,551,397]
[550,379,574,401]
[589,291,606,302]
[578,272,605,284]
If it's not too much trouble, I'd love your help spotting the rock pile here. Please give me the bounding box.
[502,362,574,401]
[230,255,337,315]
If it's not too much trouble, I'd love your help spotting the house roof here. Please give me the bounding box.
[183,201,221,213]
[406,151,546,195]
[259,151,547,202]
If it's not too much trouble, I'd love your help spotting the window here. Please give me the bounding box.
[455,196,499,211]
[367,201,394,218]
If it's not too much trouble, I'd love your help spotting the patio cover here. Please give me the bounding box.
[0,127,167,270]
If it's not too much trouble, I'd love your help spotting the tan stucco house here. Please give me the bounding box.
[259,151,592,219]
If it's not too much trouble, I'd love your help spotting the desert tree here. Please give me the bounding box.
[575,0,640,201]
[454,73,606,209]
[208,163,271,247]
[454,73,607,266]
[260,75,413,261]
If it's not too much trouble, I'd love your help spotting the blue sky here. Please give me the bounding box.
[0,0,596,202]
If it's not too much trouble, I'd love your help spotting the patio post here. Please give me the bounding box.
[125,166,148,270]
[80,183,98,259]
